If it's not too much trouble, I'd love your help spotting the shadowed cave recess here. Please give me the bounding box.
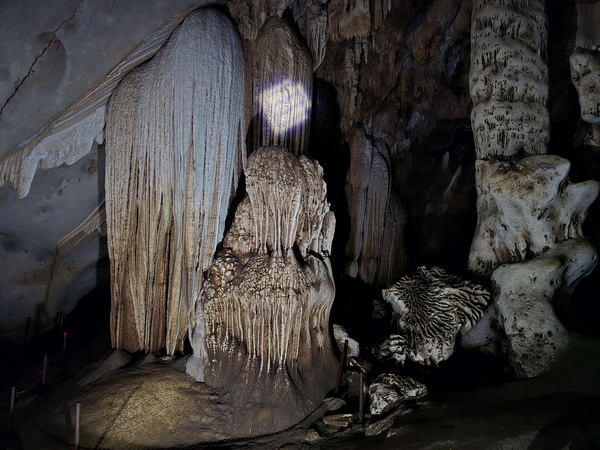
[1,0,600,448]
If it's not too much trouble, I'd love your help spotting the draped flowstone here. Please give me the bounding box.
[105,8,245,355]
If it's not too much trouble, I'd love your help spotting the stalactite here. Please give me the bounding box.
[327,0,392,42]
[105,9,245,355]
[360,140,391,283]
[291,0,329,69]
[250,17,313,156]
[345,127,372,278]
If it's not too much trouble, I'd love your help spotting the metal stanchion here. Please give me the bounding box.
[75,402,81,449]
[335,339,348,394]
[42,354,48,385]
[8,386,16,439]
[358,372,364,423]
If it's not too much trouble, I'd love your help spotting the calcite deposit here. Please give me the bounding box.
[379,266,490,366]
[105,8,245,353]
[192,146,337,432]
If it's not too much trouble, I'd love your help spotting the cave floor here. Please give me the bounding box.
[1,333,599,449]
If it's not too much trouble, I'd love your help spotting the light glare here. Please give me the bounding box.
[260,79,310,135]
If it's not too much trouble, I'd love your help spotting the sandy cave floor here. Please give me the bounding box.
[1,333,599,449]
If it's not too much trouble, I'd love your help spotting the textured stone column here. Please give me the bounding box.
[467,0,599,377]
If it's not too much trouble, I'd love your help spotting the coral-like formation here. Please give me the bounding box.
[379,267,490,366]
[470,155,599,275]
[249,17,313,156]
[105,8,245,354]
[369,373,427,416]
[194,146,337,433]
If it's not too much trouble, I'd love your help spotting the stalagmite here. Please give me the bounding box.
[195,146,337,434]
[468,0,599,377]
[492,239,598,378]
[469,155,599,275]
[469,0,598,275]
[249,17,313,156]
[105,8,245,354]
[470,0,549,159]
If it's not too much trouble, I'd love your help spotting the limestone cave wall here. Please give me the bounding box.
[0,0,598,356]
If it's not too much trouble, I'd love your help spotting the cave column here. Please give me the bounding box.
[468,0,599,377]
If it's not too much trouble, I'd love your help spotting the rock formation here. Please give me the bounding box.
[470,155,598,275]
[378,266,490,366]
[105,8,245,353]
[569,1,600,146]
[344,126,408,286]
[468,0,599,377]
[491,239,597,378]
[194,146,337,432]
[369,373,427,416]
[248,17,313,156]
[0,2,209,338]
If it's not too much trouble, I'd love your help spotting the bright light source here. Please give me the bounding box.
[260,79,311,135]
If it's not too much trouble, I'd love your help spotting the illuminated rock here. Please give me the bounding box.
[105,8,245,354]
[195,146,337,432]
[249,17,313,156]
[369,373,427,416]
[469,155,599,276]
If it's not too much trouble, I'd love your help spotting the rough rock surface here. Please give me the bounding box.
[470,155,599,275]
[491,239,598,378]
[193,146,337,433]
[380,266,490,366]
[369,373,427,416]
[570,50,600,125]
[0,0,212,339]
